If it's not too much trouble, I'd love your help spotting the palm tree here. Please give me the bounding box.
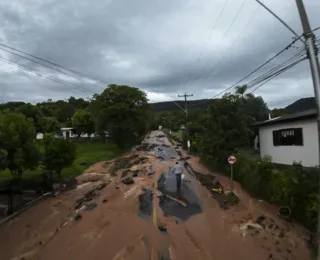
[235,85,248,99]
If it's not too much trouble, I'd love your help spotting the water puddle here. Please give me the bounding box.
[157,172,202,222]
[138,189,153,219]
[155,145,179,161]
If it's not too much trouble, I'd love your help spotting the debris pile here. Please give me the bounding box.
[109,157,131,175]
[186,167,238,210]
[130,156,148,166]
[136,143,158,152]
[233,213,303,260]
[154,134,166,138]
[74,182,108,211]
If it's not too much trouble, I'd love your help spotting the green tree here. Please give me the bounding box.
[72,109,95,138]
[39,117,60,134]
[195,93,252,165]
[43,134,76,182]
[17,103,44,133]
[271,108,289,118]
[0,149,8,170]
[243,94,269,122]
[53,101,74,124]
[90,84,150,149]
[0,111,40,177]
[235,85,248,99]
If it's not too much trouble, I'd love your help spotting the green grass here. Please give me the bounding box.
[0,142,122,188]
[171,131,182,141]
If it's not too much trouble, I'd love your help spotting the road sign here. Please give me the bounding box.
[228,155,236,165]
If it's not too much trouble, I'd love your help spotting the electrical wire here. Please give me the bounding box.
[247,54,306,90]
[248,56,307,94]
[0,56,93,93]
[199,0,263,83]
[181,0,247,90]
[223,0,248,38]
[246,48,306,88]
[194,0,230,63]
[180,0,230,89]
[229,1,261,46]
[190,35,303,107]
[0,43,109,87]
[0,46,104,90]
[312,26,320,33]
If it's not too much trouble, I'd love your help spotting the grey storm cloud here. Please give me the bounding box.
[0,0,320,107]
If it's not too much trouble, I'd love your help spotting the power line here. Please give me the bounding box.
[223,0,248,37]
[248,56,307,93]
[312,26,320,33]
[181,0,247,90]
[195,0,230,63]
[246,48,306,88]
[180,0,230,89]
[0,56,93,93]
[0,43,109,87]
[230,1,261,45]
[190,35,303,107]
[188,0,260,91]
[0,46,104,90]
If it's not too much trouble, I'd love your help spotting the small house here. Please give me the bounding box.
[60,127,75,139]
[251,109,319,167]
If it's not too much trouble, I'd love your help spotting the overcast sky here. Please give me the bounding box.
[0,0,319,108]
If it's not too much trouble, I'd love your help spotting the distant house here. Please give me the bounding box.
[36,128,97,140]
[251,109,319,167]
[60,127,75,139]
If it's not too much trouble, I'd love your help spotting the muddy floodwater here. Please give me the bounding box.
[0,131,312,260]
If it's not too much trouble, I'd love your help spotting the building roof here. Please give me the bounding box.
[60,127,74,131]
[251,109,317,127]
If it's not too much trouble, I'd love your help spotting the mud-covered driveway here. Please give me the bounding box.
[0,131,312,260]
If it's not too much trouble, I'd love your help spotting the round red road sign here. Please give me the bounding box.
[228,155,236,165]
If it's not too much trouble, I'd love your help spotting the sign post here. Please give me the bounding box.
[228,155,236,193]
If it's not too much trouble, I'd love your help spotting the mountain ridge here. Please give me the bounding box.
[152,97,316,113]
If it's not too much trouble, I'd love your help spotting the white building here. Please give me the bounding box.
[36,128,96,140]
[252,109,319,167]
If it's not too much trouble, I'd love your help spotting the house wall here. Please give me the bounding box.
[36,130,95,140]
[258,119,319,167]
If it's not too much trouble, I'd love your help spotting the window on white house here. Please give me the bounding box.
[273,128,303,146]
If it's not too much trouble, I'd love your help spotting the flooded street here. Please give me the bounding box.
[0,131,312,260]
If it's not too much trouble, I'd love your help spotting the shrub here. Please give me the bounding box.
[231,154,319,231]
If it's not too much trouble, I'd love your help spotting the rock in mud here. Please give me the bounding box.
[256,215,266,225]
[158,224,167,232]
[123,177,134,185]
[121,170,130,178]
[85,203,97,211]
[74,213,82,221]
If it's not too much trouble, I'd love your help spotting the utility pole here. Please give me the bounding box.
[178,93,193,152]
[295,0,320,257]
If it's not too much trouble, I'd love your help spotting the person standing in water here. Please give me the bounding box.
[172,161,183,189]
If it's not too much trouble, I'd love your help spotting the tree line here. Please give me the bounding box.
[158,85,319,233]
[1,83,318,233]
[0,84,151,184]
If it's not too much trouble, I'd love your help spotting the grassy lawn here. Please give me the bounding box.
[171,131,182,141]
[0,142,122,188]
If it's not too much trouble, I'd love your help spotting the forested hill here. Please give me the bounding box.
[151,99,216,112]
[285,97,315,113]
[151,96,316,113]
